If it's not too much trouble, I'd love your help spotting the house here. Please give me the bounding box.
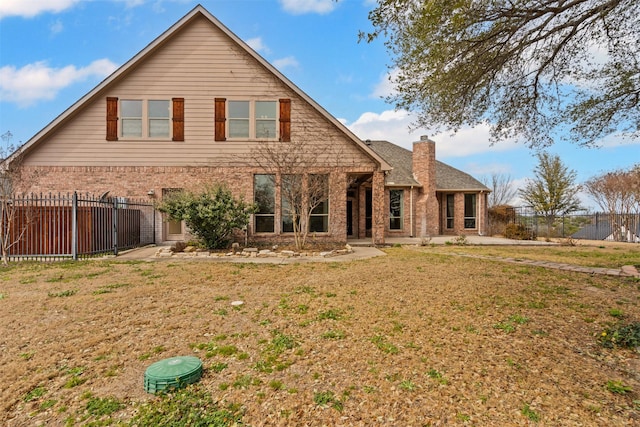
[3,5,489,246]
[365,139,490,238]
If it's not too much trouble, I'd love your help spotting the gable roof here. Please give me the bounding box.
[3,4,391,171]
[365,139,490,191]
[364,140,420,186]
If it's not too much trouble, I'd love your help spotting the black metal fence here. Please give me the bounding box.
[1,192,155,261]
[508,207,640,243]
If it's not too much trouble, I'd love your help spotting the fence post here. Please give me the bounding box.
[72,192,78,260]
[112,198,118,256]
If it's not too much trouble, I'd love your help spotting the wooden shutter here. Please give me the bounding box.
[106,97,118,141]
[214,98,226,141]
[172,98,184,141]
[279,98,291,142]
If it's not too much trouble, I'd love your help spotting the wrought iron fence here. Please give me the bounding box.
[1,192,155,261]
[505,207,640,243]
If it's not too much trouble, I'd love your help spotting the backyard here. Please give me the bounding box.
[1,243,639,426]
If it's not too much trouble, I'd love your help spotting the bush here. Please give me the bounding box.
[158,185,256,249]
[504,223,536,240]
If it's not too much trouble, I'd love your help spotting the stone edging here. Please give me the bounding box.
[155,244,355,259]
[446,252,640,278]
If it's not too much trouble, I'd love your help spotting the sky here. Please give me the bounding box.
[0,0,637,209]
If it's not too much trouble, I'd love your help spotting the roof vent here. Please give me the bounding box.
[365,139,371,145]
[144,356,203,393]
[420,135,429,141]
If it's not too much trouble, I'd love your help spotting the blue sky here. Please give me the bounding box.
[1,0,637,208]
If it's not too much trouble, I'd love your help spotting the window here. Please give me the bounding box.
[281,175,302,233]
[309,174,329,233]
[254,174,275,233]
[121,100,142,137]
[228,100,277,139]
[389,189,403,230]
[228,101,250,138]
[148,100,170,137]
[107,98,181,140]
[215,99,286,141]
[464,193,477,229]
[446,194,455,229]
[255,101,277,138]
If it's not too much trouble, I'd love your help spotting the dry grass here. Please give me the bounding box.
[1,246,639,426]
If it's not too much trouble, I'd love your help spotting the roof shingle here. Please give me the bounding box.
[365,140,489,191]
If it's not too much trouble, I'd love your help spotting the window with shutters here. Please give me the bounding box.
[121,100,143,137]
[106,97,183,141]
[216,99,288,141]
[148,100,170,137]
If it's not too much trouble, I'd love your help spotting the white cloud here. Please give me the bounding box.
[343,109,418,148]
[272,56,300,71]
[429,124,520,158]
[245,37,270,54]
[594,131,640,148]
[344,109,520,158]
[370,68,398,99]
[279,0,336,15]
[50,19,64,35]
[0,0,81,19]
[0,59,118,107]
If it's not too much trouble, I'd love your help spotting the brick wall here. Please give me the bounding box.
[23,165,350,245]
[412,139,439,236]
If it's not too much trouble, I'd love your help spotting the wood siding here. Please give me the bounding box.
[23,15,375,170]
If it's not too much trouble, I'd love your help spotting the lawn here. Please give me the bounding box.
[1,245,639,426]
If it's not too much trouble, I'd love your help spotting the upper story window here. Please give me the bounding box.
[228,101,250,138]
[106,97,183,141]
[148,100,171,137]
[121,99,170,138]
[121,100,143,137]
[227,100,277,139]
[215,98,290,142]
[255,101,277,138]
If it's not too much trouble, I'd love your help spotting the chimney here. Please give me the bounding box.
[413,136,439,236]
[412,137,435,187]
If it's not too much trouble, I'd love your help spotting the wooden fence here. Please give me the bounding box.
[1,193,155,261]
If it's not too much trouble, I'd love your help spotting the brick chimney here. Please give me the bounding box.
[413,136,439,236]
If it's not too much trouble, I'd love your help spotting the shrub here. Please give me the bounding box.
[158,185,256,249]
[504,223,536,240]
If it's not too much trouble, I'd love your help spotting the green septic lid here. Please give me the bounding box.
[144,356,202,394]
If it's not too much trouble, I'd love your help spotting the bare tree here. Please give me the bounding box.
[481,173,518,207]
[0,132,40,265]
[252,137,339,251]
[584,165,640,241]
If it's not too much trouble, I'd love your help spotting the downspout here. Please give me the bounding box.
[410,186,414,237]
[479,191,484,236]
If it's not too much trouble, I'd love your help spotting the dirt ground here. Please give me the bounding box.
[1,246,639,426]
